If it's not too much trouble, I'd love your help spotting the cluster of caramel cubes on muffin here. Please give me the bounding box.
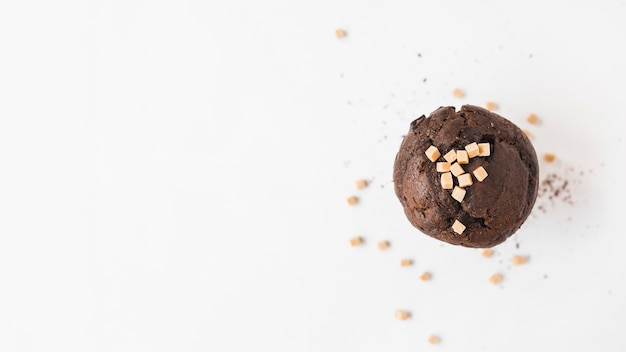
[424,142,490,235]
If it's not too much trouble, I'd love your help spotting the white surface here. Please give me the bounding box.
[1,1,626,351]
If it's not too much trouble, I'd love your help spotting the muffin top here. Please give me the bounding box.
[393,105,539,248]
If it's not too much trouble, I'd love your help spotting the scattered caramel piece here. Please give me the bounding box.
[347,196,358,205]
[377,241,390,250]
[395,310,410,320]
[456,150,469,165]
[452,88,465,98]
[425,145,441,162]
[452,219,465,234]
[436,162,451,173]
[522,129,532,138]
[335,29,347,39]
[457,173,473,187]
[420,272,431,281]
[400,259,413,267]
[473,166,488,182]
[485,102,497,111]
[451,186,466,203]
[489,273,503,285]
[350,237,363,246]
[465,142,479,158]
[450,162,465,177]
[481,248,494,258]
[443,149,457,163]
[355,179,369,189]
[428,335,441,345]
[512,255,528,265]
[478,142,490,157]
[440,172,453,190]
[543,153,556,162]
[527,113,540,125]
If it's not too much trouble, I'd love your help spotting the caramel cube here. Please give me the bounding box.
[425,145,440,162]
[465,142,479,158]
[489,273,503,284]
[335,29,347,39]
[443,150,457,163]
[482,248,493,258]
[355,179,369,189]
[543,153,556,162]
[457,173,473,187]
[450,162,465,177]
[473,166,488,182]
[350,237,363,246]
[436,162,451,173]
[456,150,469,165]
[441,172,453,189]
[527,113,540,124]
[377,241,390,250]
[347,196,358,205]
[395,310,410,320]
[420,272,431,281]
[485,102,497,111]
[428,335,440,344]
[478,143,490,157]
[452,88,465,98]
[400,259,413,267]
[452,219,466,234]
[512,255,527,265]
[451,186,466,203]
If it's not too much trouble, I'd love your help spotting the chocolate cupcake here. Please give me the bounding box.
[393,105,539,248]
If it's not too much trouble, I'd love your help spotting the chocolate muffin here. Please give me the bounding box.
[393,105,539,248]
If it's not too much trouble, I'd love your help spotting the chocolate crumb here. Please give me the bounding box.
[537,171,576,208]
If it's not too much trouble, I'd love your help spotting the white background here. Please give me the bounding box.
[1,1,626,351]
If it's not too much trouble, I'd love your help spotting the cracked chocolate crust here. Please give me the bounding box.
[393,105,539,248]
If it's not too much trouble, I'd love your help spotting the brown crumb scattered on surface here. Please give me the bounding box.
[512,255,528,265]
[481,248,493,258]
[356,179,369,189]
[335,29,347,39]
[489,273,503,285]
[400,259,413,267]
[350,237,363,247]
[428,335,440,345]
[347,196,358,205]
[527,113,540,124]
[452,88,465,98]
[537,172,574,206]
[485,102,497,111]
[543,153,556,162]
[395,310,410,320]
[377,241,390,250]
[420,272,431,281]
